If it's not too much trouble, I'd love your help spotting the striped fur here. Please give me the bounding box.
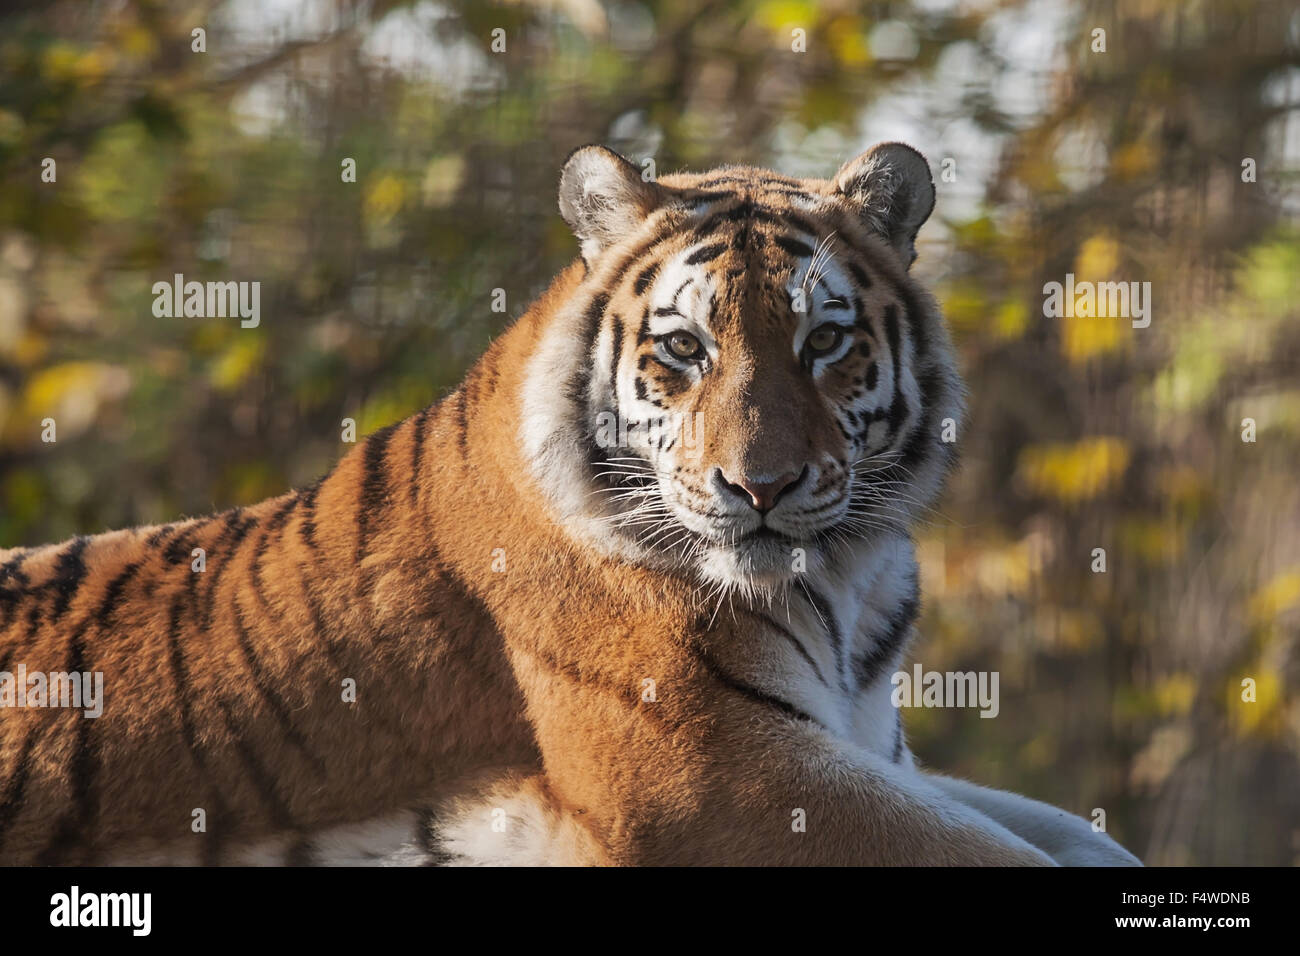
[0,145,1140,866]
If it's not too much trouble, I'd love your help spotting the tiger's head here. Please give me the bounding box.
[521,143,964,599]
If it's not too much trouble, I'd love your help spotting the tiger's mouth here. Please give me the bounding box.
[593,461,850,588]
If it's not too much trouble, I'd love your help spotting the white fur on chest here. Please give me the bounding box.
[742,533,917,759]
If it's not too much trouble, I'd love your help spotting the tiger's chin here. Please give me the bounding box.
[692,530,819,598]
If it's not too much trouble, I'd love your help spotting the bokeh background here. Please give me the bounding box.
[1,0,1297,864]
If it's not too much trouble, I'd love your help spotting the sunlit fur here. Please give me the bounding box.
[0,146,1140,867]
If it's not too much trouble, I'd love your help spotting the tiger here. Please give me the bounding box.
[0,142,1141,866]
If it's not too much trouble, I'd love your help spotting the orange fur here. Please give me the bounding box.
[0,147,1060,865]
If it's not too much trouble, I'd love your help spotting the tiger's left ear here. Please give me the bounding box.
[832,143,936,269]
[559,145,666,263]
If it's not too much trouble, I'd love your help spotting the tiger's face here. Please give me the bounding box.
[524,144,964,598]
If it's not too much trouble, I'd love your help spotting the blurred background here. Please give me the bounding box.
[1,0,1297,864]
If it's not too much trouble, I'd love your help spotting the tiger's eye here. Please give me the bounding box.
[667,332,703,360]
[806,325,843,355]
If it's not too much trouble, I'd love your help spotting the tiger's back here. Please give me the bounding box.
[0,397,538,864]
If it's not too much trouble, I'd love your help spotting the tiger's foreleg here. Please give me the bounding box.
[921,772,1142,866]
[432,720,1057,866]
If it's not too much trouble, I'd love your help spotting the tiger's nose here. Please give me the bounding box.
[716,467,806,513]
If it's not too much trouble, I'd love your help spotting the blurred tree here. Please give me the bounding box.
[0,0,1296,863]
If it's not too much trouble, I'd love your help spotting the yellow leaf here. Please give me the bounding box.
[1248,568,1300,625]
[1061,233,1132,362]
[994,299,1029,340]
[1061,310,1130,363]
[365,174,407,227]
[827,17,871,66]
[1111,142,1155,181]
[1016,437,1131,503]
[209,336,267,391]
[1153,673,1196,717]
[16,362,129,441]
[1230,670,1285,737]
[41,41,81,82]
[754,0,818,35]
[1074,234,1120,280]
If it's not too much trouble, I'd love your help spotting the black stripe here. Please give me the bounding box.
[263,496,298,534]
[145,523,183,553]
[417,807,454,866]
[164,530,196,565]
[49,536,90,620]
[248,502,295,610]
[691,200,753,236]
[215,697,297,830]
[230,602,328,778]
[847,261,873,289]
[358,422,399,558]
[247,499,298,598]
[288,556,347,670]
[699,173,800,187]
[166,596,206,767]
[28,547,146,861]
[90,559,142,640]
[0,550,30,587]
[564,292,608,412]
[37,612,99,863]
[746,610,830,687]
[510,627,681,731]
[892,711,904,763]
[800,584,845,688]
[0,723,43,858]
[410,406,431,506]
[145,524,176,547]
[163,593,231,865]
[774,234,815,259]
[899,364,941,474]
[160,517,214,567]
[633,262,659,296]
[0,551,31,628]
[685,241,727,265]
[454,387,469,458]
[693,648,821,727]
[884,304,909,437]
[199,509,258,632]
[854,573,921,689]
[2,603,44,676]
[608,314,624,403]
[299,481,321,550]
[749,205,821,235]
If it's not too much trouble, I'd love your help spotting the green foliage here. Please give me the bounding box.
[0,0,1297,864]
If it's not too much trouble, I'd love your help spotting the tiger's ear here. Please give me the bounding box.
[559,145,665,263]
[832,143,936,269]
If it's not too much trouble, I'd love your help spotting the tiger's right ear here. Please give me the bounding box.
[559,145,665,263]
